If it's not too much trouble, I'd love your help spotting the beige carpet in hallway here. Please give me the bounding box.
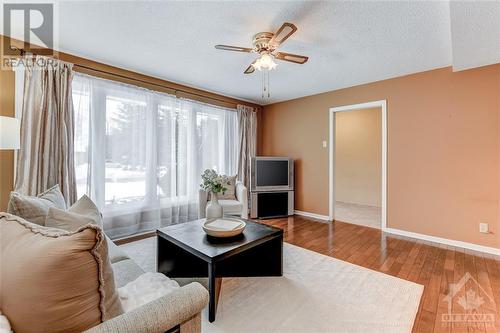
[121,237,423,333]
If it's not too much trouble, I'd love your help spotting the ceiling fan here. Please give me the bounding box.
[215,22,309,74]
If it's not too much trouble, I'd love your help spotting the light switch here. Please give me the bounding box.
[322,140,327,148]
[479,223,489,233]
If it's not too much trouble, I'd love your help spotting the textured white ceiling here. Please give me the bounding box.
[3,1,498,104]
[450,1,500,71]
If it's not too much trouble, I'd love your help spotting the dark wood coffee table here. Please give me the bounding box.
[156,218,283,322]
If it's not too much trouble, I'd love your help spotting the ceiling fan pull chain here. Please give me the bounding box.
[264,71,267,94]
[268,71,270,98]
[261,71,270,99]
[261,71,264,99]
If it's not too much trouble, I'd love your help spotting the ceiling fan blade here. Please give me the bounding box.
[215,45,253,53]
[244,61,256,74]
[269,22,297,47]
[274,52,309,64]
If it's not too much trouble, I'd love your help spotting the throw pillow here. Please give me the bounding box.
[0,213,123,333]
[44,195,128,266]
[45,195,103,230]
[6,184,67,225]
[218,175,237,200]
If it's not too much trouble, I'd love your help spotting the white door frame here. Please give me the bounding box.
[328,100,387,230]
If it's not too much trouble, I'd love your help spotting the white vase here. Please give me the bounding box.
[206,192,223,220]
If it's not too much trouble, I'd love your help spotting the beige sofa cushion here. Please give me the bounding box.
[6,184,67,225]
[0,213,123,333]
[218,175,237,200]
[45,195,103,230]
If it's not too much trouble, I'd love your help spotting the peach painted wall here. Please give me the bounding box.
[335,108,382,207]
[260,65,500,249]
[0,65,15,211]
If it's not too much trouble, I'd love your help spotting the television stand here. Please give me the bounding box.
[250,190,294,219]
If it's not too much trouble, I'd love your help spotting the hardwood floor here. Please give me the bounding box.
[258,216,500,333]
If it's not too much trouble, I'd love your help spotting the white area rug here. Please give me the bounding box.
[121,238,423,333]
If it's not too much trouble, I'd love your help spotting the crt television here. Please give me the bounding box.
[250,157,294,192]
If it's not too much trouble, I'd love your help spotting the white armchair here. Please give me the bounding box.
[199,181,248,219]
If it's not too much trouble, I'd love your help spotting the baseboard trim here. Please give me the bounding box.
[384,227,500,256]
[113,231,156,245]
[294,210,331,222]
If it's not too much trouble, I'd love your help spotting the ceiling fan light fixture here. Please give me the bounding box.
[214,22,307,98]
[252,52,277,71]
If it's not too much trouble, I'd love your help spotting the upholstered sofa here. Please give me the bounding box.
[86,236,209,333]
[199,181,248,219]
[1,213,209,333]
[2,184,209,333]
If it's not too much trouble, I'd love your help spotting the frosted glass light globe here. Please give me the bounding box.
[252,53,277,71]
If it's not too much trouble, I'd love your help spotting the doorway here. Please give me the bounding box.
[328,100,387,230]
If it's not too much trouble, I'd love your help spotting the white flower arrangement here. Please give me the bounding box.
[200,169,230,194]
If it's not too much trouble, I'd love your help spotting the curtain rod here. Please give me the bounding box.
[11,46,253,109]
[73,64,243,108]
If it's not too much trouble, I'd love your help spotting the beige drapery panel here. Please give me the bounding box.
[15,56,77,205]
[236,104,257,190]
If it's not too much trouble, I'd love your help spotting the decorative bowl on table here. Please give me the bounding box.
[202,217,246,238]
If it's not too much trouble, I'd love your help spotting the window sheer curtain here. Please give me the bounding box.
[73,73,238,238]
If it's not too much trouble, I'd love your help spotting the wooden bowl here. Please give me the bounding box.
[202,218,246,238]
